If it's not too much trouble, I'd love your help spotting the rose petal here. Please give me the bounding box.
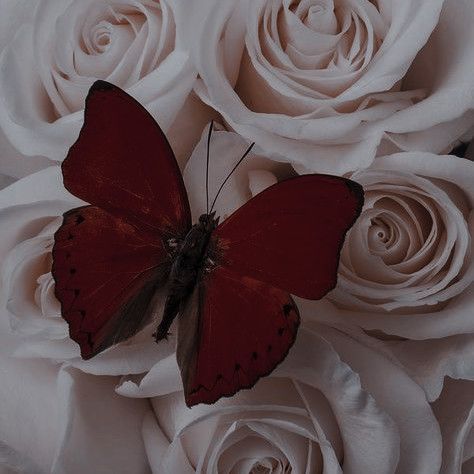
[51,367,150,474]
[431,378,474,474]
[0,356,60,473]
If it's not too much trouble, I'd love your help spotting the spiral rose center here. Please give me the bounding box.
[331,173,472,312]
[251,458,286,472]
[369,217,394,247]
[89,22,113,53]
[237,0,388,115]
[82,11,145,56]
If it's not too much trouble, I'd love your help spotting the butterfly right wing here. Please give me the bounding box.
[52,205,171,359]
[177,174,363,406]
[209,174,364,299]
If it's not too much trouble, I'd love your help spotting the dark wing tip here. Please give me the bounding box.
[345,177,364,200]
[344,178,365,217]
[83,80,118,116]
[90,80,116,93]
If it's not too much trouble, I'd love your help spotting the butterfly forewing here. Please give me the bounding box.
[210,174,364,299]
[62,80,191,235]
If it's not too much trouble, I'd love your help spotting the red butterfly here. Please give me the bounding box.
[52,80,364,407]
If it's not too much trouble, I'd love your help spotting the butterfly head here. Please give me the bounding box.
[198,211,220,232]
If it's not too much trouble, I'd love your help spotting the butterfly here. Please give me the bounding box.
[51,80,364,407]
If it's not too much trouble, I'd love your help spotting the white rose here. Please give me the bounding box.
[118,323,441,473]
[288,151,474,402]
[0,355,150,474]
[432,378,474,474]
[309,152,474,341]
[0,0,209,166]
[190,0,474,174]
[0,166,173,374]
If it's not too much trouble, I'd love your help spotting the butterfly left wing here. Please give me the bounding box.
[177,266,299,406]
[52,205,169,359]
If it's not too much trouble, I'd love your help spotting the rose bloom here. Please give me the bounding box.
[0,0,213,167]
[190,0,474,174]
[328,153,474,317]
[119,323,442,473]
[291,151,474,403]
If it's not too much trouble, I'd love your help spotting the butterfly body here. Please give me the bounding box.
[52,80,364,406]
[155,212,219,341]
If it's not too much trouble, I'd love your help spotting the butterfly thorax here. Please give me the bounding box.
[154,212,219,341]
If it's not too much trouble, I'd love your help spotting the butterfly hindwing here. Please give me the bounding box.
[178,266,300,407]
[52,206,170,358]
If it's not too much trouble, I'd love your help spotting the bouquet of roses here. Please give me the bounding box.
[0,1,473,473]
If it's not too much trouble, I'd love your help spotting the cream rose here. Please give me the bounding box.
[308,152,474,341]
[0,0,208,166]
[118,323,442,473]
[0,166,173,374]
[190,0,474,174]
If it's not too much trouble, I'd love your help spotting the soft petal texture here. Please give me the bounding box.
[50,367,150,474]
[0,0,209,166]
[0,356,150,473]
[0,440,42,474]
[386,335,474,402]
[0,0,38,51]
[380,0,474,156]
[187,0,474,174]
[431,378,474,474]
[0,167,173,373]
[0,357,60,473]
[118,324,441,473]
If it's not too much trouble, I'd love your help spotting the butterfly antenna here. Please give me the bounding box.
[209,142,255,213]
[205,121,214,215]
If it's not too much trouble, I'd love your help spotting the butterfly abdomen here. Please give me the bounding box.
[154,213,219,341]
